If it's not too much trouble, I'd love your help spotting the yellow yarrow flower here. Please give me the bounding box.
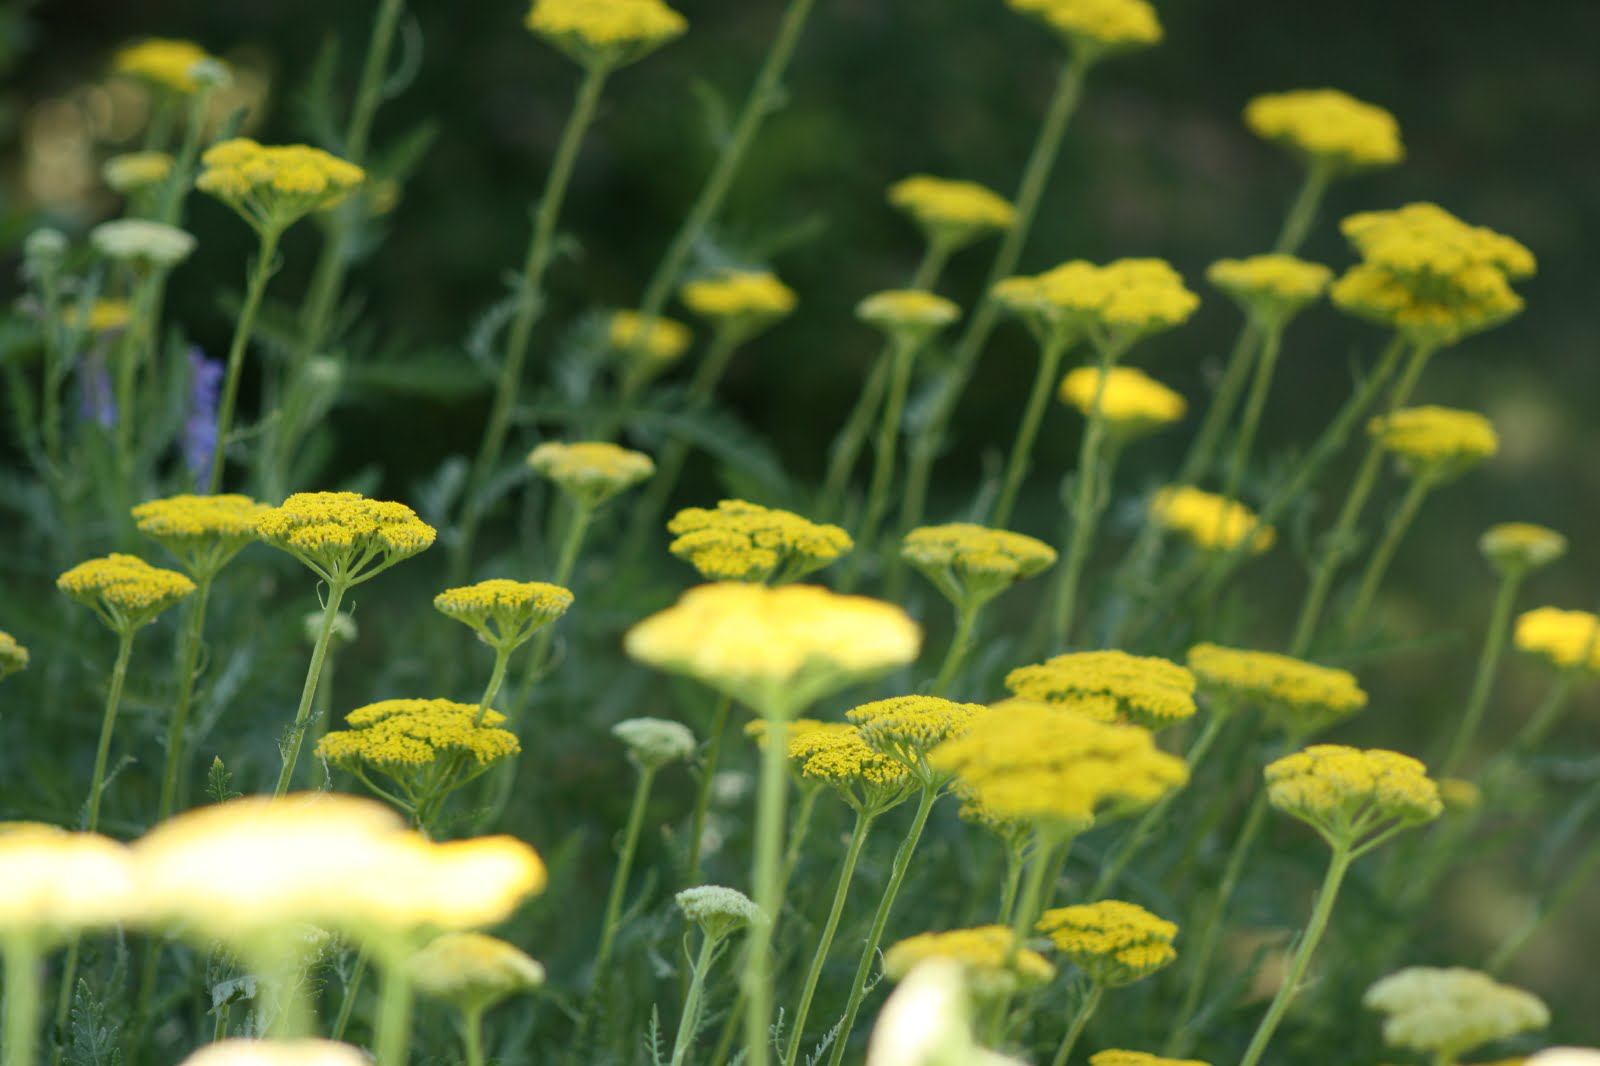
[1364,967,1548,1062]
[317,698,519,772]
[197,138,366,236]
[1369,405,1498,481]
[410,932,545,1015]
[846,695,986,784]
[58,553,196,634]
[0,631,29,680]
[103,151,174,194]
[1185,643,1367,737]
[668,500,852,583]
[1090,1053,1211,1066]
[887,175,1016,251]
[526,0,686,69]
[884,926,1055,998]
[857,289,962,344]
[256,491,436,585]
[64,299,133,334]
[1513,607,1600,672]
[609,309,694,367]
[624,583,920,718]
[1265,745,1442,849]
[680,271,797,337]
[1244,89,1403,172]
[1479,522,1566,576]
[1059,366,1186,437]
[133,493,270,579]
[901,523,1056,610]
[999,259,1198,348]
[1207,254,1333,322]
[433,579,574,650]
[113,38,226,94]
[528,441,654,507]
[785,721,911,808]
[1150,485,1275,554]
[1438,777,1482,816]
[0,824,137,936]
[1006,650,1196,730]
[1036,899,1177,986]
[1006,0,1162,57]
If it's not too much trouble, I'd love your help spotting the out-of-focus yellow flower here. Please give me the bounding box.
[1059,366,1186,437]
[1479,523,1566,577]
[133,493,269,579]
[901,523,1056,610]
[1036,899,1177,986]
[0,631,29,680]
[668,500,852,583]
[317,699,519,773]
[1370,405,1498,482]
[63,299,133,334]
[528,441,654,507]
[1244,89,1403,172]
[256,492,435,585]
[680,271,797,338]
[1207,254,1333,322]
[1090,1053,1211,1066]
[197,139,365,237]
[884,926,1055,998]
[857,289,961,343]
[1150,486,1275,554]
[624,583,920,718]
[113,38,227,94]
[1438,778,1482,816]
[1364,967,1548,1062]
[1006,650,1196,730]
[434,579,574,650]
[847,696,986,782]
[526,0,687,69]
[1513,607,1600,672]
[410,932,545,1015]
[1005,0,1162,57]
[0,824,137,936]
[997,259,1198,348]
[58,553,196,634]
[1186,643,1366,737]
[175,1039,370,1066]
[888,175,1016,251]
[609,309,694,368]
[1265,745,1442,848]
[103,151,174,194]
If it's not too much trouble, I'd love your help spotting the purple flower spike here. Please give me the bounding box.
[183,347,224,484]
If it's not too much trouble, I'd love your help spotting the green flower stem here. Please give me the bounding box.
[155,86,216,225]
[462,1005,488,1066]
[3,937,41,1066]
[273,579,350,796]
[992,332,1072,529]
[783,807,877,1066]
[1049,343,1119,649]
[1502,668,1582,762]
[1272,161,1332,257]
[842,336,917,591]
[1091,712,1228,898]
[1342,472,1436,636]
[1219,318,1286,512]
[687,692,735,887]
[452,60,612,583]
[1485,828,1600,975]
[511,497,594,715]
[672,932,723,1066]
[207,226,282,493]
[38,273,66,471]
[413,640,517,830]
[257,946,313,1039]
[1289,340,1434,657]
[996,839,1025,926]
[984,830,1068,1045]
[374,966,414,1066]
[330,951,370,1041]
[745,716,794,1066]
[825,784,939,1066]
[158,577,213,819]
[899,57,1088,539]
[85,630,135,832]
[1439,569,1525,778]
[931,600,982,698]
[112,271,164,476]
[1235,841,1354,1066]
[1049,982,1103,1066]
[593,764,659,981]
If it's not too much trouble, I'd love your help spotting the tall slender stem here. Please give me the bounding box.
[593,765,658,980]
[1502,669,1580,762]
[274,580,349,796]
[158,578,213,819]
[330,951,370,1041]
[462,1005,488,1066]
[374,966,414,1066]
[1485,829,1600,975]
[1049,983,1102,1066]
[4,938,41,1066]
[1439,570,1523,777]
[1342,473,1435,636]
[1050,344,1117,649]
[992,334,1071,529]
[984,831,1066,1044]
[113,271,163,476]
[155,87,216,225]
[687,693,735,887]
[207,227,281,493]
[842,338,915,590]
[85,631,135,832]
[1220,320,1284,510]
[931,601,981,698]
[672,933,722,1066]
[744,716,793,1066]
[1271,162,1331,257]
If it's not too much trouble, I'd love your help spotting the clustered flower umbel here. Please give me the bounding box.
[1369,405,1499,481]
[196,139,366,237]
[1005,649,1197,730]
[1479,522,1566,576]
[1243,88,1403,173]
[133,493,271,580]
[1364,966,1549,1063]
[525,0,687,69]
[1207,254,1333,323]
[1036,899,1178,986]
[316,699,520,773]
[0,631,29,680]
[1149,485,1276,554]
[254,491,437,586]
[528,440,655,507]
[901,523,1057,610]
[1186,643,1367,737]
[1005,0,1163,60]
[668,500,853,583]
[994,258,1199,350]
[112,37,229,94]
[888,175,1016,251]
[1513,607,1600,673]
[609,309,694,367]
[1265,744,1443,850]
[1058,366,1186,436]
[433,579,575,650]
[57,553,197,634]
[883,925,1055,998]
[680,271,798,333]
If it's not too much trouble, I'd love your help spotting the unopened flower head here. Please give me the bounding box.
[846,695,986,780]
[1059,366,1186,438]
[786,722,911,809]
[1265,745,1442,849]
[1005,0,1162,59]
[58,553,196,634]
[1244,89,1403,172]
[0,824,137,937]
[612,717,696,770]
[410,932,545,1015]
[1150,486,1275,554]
[624,583,920,719]
[1006,650,1196,730]
[133,493,270,579]
[197,139,365,236]
[175,1039,370,1066]
[23,228,68,278]
[1207,254,1333,322]
[1369,406,1498,481]
[1364,967,1548,1060]
[1186,643,1367,738]
[113,38,227,94]
[1090,1053,1211,1066]
[526,0,687,69]
[884,926,1055,998]
[857,289,961,346]
[901,523,1056,609]
[103,151,174,194]
[434,579,574,649]
[668,500,852,583]
[528,441,654,508]
[256,491,436,585]
[0,631,29,680]
[680,271,797,338]
[316,699,519,779]
[1513,607,1600,673]
[91,219,196,269]
[1479,522,1566,576]
[676,884,764,940]
[609,310,694,367]
[1037,899,1178,986]
[888,175,1016,251]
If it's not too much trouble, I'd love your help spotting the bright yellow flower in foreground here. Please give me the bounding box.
[0,631,29,680]
[133,493,270,578]
[1370,405,1498,480]
[1244,89,1403,172]
[1006,0,1162,55]
[58,553,196,633]
[1364,967,1548,1061]
[1037,899,1177,986]
[1059,366,1187,433]
[198,139,365,236]
[103,151,174,193]
[888,175,1016,250]
[1150,485,1275,554]
[1514,607,1600,672]
[113,38,225,94]
[256,491,435,584]
[410,932,545,1014]
[1265,745,1442,848]
[1006,650,1196,730]
[624,583,920,717]
[1207,254,1333,320]
[176,1039,370,1066]
[0,824,137,935]
[901,523,1056,608]
[1479,522,1566,576]
[1091,1052,1211,1066]
[1186,643,1367,737]
[434,579,574,649]
[884,926,1055,998]
[317,698,519,771]
[526,0,687,67]
[857,289,962,340]
[681,270,797,328]
[668,500,852,583]
[528,441,654,507]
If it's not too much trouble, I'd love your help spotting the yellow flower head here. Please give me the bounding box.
[528,441,655,507]
[255,491,436,585]
[58,553,196,634]
[1438,777,1482,816]
[846,695,986,780]
[526,0,687,68]
[1265,745,1443,849]
[901,523,1057,610]
[929,703,1188,832]
[133,493,270,579]
[1005,650,1197,730]
[1150,486,1275,554]
[609,309,694,368]
[410,932,545,1015]
[884,926,1055,998]
[1207,254,1333,321]
[785,722,912,811]
[857,289,962,343]
[176,1039,370,1066]
[1364,967,1549,1060]
[317,698,519,778]
[1514,607,1600,673]
[1244,89,1403,172]
[0,824,137,936]
[0,631,29,680]
[624,583,921,718]
[1369,405,1498,481]
[433,579,574,650]
[1059,366,1187,437]
[1037,899,1178,986]
[1090,1053,1211,1066]
[64,299,133,334]
[1186,643,1367,737]
[197,138,365,236]
[1002,259,1198,347]
[1005,0,1162,57]
[680,271,797,336]
[103,151,174,194]
[668,500,852,583]
[887,175,1016,251]
[112,38,226,94]
[1479,522,1566,577]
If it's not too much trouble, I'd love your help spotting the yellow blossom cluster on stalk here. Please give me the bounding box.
[857,289,962,339]
[846,696,985,779]
[112,38,227,93]
[57,553,196,633]
[785,722,910,790]
[1364,967,1549,1062]
[1244,89,1403,172]
[526,0,687,68]
[197,139,366,236]
[102,151,174,194]
[255,491,436,583]
[668,499,852,583]
[1265,745,1443,848]
[0,631,30,680]
[64,299,132,333]
[1479,523,1567,576]
[1513,607,1600,672]
[410,932,546,1014]
[1005,649,1197,729]
[529,440,655,505]
[884,926,1055,997]
[433,579,575,648]
[996,258,1199,346]
[133,493,270,578]
[1005,0,1163,57]
[681,270,798,327]
[1058,366,1187,434]
[609,310,694,367]
[1090,1053,1212,1066]
[316,698,520,771]
[887,175,1016,250]
[901,523,1057,607]
[1207,254,1333,321]
[1186,643,1367,736]
[1036,899,1178,986]
[1369,405,1499,480]
[1150,485,1275,554]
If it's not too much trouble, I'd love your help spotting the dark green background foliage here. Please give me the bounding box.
[2,1,1599,1062]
